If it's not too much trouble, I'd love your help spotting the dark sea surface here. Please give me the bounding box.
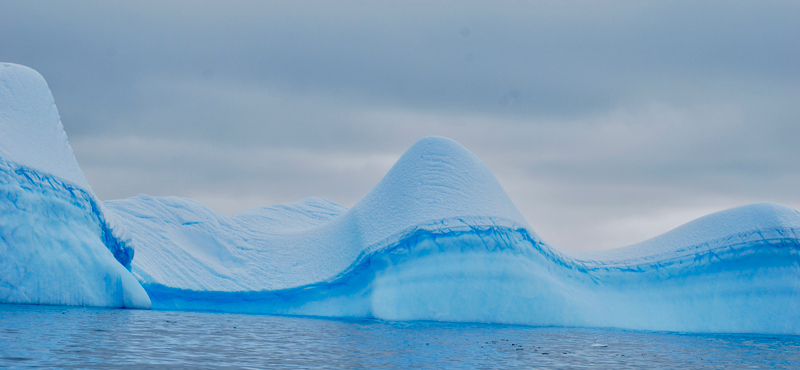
[1,304,798,369]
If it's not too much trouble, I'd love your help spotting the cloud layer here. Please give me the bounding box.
[3,1,799,251]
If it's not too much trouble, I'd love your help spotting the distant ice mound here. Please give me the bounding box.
[0,63,150,309]
[564,202,800,333]
[107,137,800,334]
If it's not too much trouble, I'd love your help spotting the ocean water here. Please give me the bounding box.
[1,304,798,369]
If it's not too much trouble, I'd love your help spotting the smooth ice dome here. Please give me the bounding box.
[0,63,150,309]
[2,63,799,335]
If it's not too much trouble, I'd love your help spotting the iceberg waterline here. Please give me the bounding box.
[1,63,799,334]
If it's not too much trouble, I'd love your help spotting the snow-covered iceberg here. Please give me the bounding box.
[0,63,150,309]
[107,137,800,335]
[2,62,798,334]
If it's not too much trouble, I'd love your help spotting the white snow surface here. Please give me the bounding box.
[0,63,150,309]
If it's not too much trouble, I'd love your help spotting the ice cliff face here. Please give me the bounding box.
[0,63,150,309]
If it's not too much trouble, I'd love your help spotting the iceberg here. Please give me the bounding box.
[107,137,800,335]
[0,63,150,309]
[2,62,798,334]
[108,137,533,311]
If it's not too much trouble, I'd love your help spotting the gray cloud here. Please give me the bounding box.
[2,0,799,251]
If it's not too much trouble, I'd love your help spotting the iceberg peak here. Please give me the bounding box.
[0,63,89,190]
[352,136,530,231]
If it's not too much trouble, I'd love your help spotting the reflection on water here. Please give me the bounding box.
[1,304,799,369]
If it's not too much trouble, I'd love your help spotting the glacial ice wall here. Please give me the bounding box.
[108,137,800,335]
[0,63,150,308]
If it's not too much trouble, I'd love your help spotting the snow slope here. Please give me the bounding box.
[0,63,150,309]
[107,137,800,334]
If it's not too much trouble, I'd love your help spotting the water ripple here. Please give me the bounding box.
[1,304,798,369]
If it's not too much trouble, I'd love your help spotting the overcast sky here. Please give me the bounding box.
[2,1,799,252]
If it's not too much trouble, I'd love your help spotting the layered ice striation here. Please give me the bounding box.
[0,63,150,308]
[108,137,800,335]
